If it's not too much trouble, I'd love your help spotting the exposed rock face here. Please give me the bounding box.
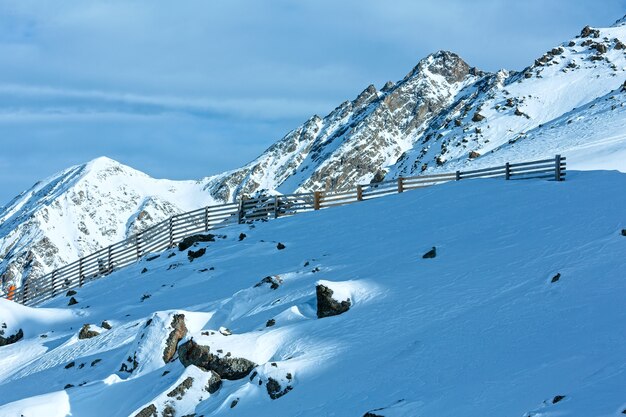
[178,339,256,380]
[316,284,351,318]
[167,376,194,400]
[78,324,100,340]
[202,51,477,197]
[205,370,222,394]
[187,248,206,261]
[0,328,24,346]
[163,314,187,363]
[134,404,158,417]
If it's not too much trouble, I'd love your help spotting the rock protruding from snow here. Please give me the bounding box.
[178,234,216,251]
[78,324,100,340]
[0,328,23,346]
[178,339,257,380]
[162,314,187,363]
[316,284,351,318]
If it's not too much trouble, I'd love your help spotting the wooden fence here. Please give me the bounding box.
[8,155,566,306]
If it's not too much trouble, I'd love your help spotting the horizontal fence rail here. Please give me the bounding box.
[5,155,566,306]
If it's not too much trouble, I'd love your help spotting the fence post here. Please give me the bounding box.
[22,281,29,305]
[79,258,84,287]
[555,154,562,181]
[51,271,56,296]
[136,232,141,259]
[169,217,174,247]
[356,185,363,201]
[397,177,404,193]
[313,191,321,210]
[205,206,210,231]
[505,162,511,180]
[238,197,245,224]
[455,171,461,181]
[274,196,280,219]
[107,245,113,274]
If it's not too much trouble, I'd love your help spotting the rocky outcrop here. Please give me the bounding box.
[316,284,351,318]
[178,339,256,380]
[163,314,187,363]
[167,376,194,400]
[187,248,206,261]
[254,275,283,290]
[0,328,24,346]
[266,377,293,400]
[134,404,157,417]
[205,370,222,394]
[78,324,100,340]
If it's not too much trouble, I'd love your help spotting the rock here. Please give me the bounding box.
[422,247,437,259]
[580,26,600,38]
[161,405,175,417]
[621,229,626,236]
[219,327,232,336]
[187,248,206,261]
[469,151,480,159]
[454,119,462,127]
[163,314,187,363]
[146,254,160,261]
[0,328,23,347]
[524,72,532,78]
[177,339,257,380]
[551,273,561,283]
[134,404,158,417]
[552,395,566,404]
[64,361,75,369]
[64,384,74,390]
[205,370,222,394]
[91,359,102,367]
[616,40,626,50]
[266,377,293,400]
[66,290,77,297]
[266,319,276,327]
[238,233,247,241]
[78,324,100,340]
[568,40,576,47]
[276,242,286,250]
[254,275,283,290]
[592,42,608,54]
[68,297,78,306]
[316,284,351,319]
[167,376,194,400]
[141,267,148,274]
[178,234,215,251]
[230,398,239,408]
[363,413,384,417]
[370,170,386,184]
[101,320,112,330]
[472,112,485,122]
[514,107,527,117]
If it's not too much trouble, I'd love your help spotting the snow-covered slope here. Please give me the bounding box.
[0,157,216,291]
[0,171,624,416]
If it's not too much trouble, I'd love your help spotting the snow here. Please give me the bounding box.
[0,171,624,416]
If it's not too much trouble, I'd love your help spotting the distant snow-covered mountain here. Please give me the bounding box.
[2,16,626,291]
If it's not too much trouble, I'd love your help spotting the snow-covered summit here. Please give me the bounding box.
[0,157,216,291]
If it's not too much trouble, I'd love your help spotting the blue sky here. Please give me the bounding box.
[0,0,624,206]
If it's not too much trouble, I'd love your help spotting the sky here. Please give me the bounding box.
[0,0,625,206]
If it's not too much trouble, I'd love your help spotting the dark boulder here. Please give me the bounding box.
[254,275,282,290]
[580,26,600,38]
[187,248,206,261]
[78,324,100,340]
[238,233,247,241]
[592,42,608,54]
[472,112,485,122]
[469,151,480,159]
[68,297,78,306]
[178,234,215,251]
[552,395,566,404]
[178,339,256,380]
[316,284,351,319]
[163,314,187,363]
[266,377,293,400]
[621,229,626,236]
[551,273,561,283]
[66,290,77,297]
[422,247,437,259]
[101,320,112,330]
[266,319,276,327]
[0,328,23,347]
[276,242,286,250]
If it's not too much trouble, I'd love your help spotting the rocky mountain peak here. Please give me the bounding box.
[404,50,472,84]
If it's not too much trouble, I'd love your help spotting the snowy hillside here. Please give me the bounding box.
[0,157,216,292]
[0,171,625,416]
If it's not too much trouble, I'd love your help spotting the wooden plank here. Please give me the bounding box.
[508,157,558,168]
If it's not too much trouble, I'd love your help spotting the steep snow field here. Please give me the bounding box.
[1,171,625,416]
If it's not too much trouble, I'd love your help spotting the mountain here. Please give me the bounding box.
[0,157,216,289]
[2,16,626,292]
[0,169,624,416]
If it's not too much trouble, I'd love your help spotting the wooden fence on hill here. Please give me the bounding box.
[8,155,566,306]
